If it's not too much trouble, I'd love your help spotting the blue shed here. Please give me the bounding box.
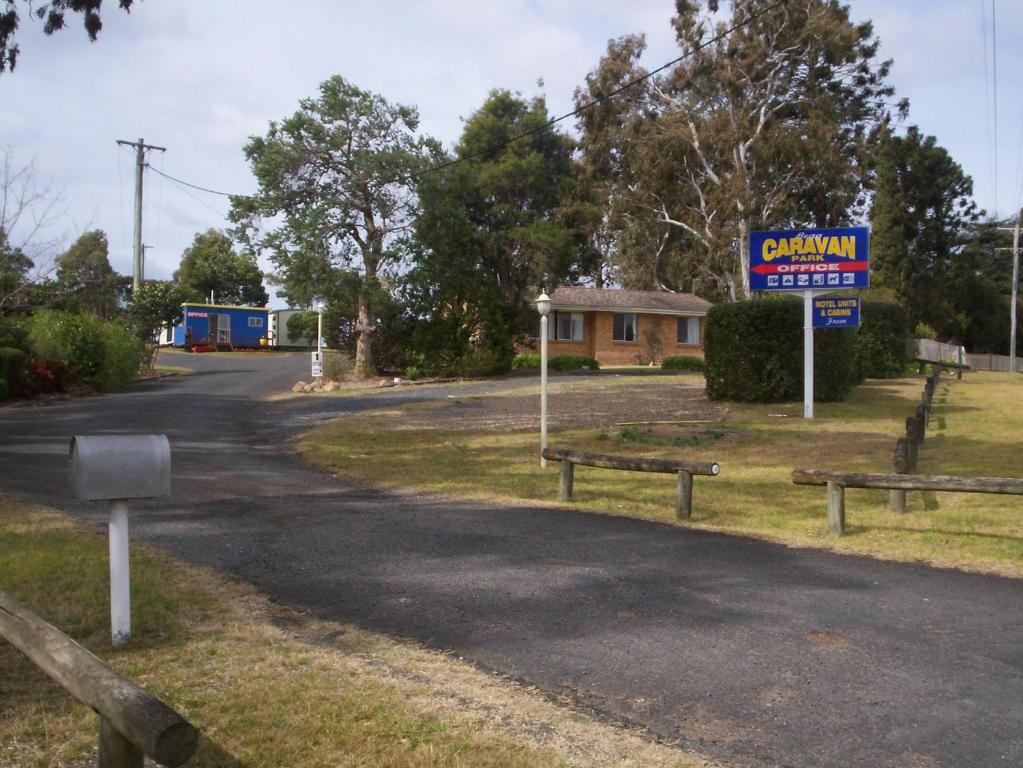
[171,303,269,350]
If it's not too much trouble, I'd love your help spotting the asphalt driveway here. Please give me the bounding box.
[0,351,1019,768]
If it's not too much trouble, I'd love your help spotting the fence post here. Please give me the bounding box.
[99,717,144,768]
[676,470,693,520]
[915,404,927,440]
[827,481,845,536]
[558,461,573,502]
[905,417,918,471]
[889,438,909,512]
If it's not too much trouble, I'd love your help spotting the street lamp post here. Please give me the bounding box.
[537,292,551,468]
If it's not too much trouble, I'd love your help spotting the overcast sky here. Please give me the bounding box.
[2,0,1021,306]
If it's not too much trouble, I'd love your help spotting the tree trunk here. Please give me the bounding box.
[353,271,376,378]
[738,217,751,300]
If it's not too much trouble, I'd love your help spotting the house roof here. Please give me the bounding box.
[549,287,712,315]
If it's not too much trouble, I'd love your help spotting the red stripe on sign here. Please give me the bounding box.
[750,261,869,275]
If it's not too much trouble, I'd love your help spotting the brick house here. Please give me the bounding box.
[520,286,712,366]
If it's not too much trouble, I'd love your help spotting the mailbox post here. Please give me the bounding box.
[70,435,171,647]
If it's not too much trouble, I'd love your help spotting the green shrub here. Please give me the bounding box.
[451,347,511,378]
[548,354,599,372]
[704,296,859,402]
[914,322,938,340]
[404,365,423,381]
[660,355,705,373]
[26,311,145,392]
[511,353,540,370]
[855,301,911,379]
[0,316,28,350]
[0,346,27,383]
[323,350,351,380]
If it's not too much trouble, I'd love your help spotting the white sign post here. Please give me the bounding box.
[311,351,323,379]
[804,289,815,419]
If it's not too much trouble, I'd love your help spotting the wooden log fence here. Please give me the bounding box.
[541,447,720,519]
[792,469,1023,536]
[0,590,198,768]
[887,370,944,512]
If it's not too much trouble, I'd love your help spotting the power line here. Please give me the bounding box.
[146,164,241,198]
[981,0,995,212]
[144,0,791,199]
[410,0,790,181]
[992,0,999,218]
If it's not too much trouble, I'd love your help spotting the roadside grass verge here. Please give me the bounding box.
[298,373,1023,577]
[0,498,704,768]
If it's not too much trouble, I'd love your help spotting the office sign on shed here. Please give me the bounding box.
[749,226,870,291]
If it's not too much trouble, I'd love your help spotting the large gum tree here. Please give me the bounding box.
[232,76,440,376]
[582,0,903,301]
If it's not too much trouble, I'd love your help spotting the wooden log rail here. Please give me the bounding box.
[792,469,1023,536]
[542,447,720,519]
[0,590,198,768]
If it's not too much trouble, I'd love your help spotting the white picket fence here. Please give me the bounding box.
[916,338,1022,373]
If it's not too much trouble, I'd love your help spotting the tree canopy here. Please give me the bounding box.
[174,229,268,307]
[232,75,441,376]
[54,229,124,318]
[412,90,579,367]
[576,0,903,301]
[869,126,981,332]
[1,0,134,74]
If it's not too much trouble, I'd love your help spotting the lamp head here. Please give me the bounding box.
[536,292,551,317]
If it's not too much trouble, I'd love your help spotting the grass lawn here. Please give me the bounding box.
[0,498,703,768]
[299,372,1023,578]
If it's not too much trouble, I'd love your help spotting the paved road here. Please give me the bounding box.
[1,352,1020,768]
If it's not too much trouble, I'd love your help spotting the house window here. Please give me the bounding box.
[248,317,264,328]
[556,312,584,341]
[677,316,700,344]
[613,313,637,342]
[529,313,556,340]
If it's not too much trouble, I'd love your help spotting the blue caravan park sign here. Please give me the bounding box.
[749,226,870,291]
[812,296,860,328]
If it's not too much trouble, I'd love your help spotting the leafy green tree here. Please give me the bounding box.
[0,227,32,306]
[174,229,268,306]
[869,126,981,331]
[53,229,124,317]
[232,76,440,376]
[581,1,900,300]
[127,280,188,367]
[1,0,134,74]
[412,90,578,368]
[286,310,318,349]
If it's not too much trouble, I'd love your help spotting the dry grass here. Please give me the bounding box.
[0,498,707,768]
[299,372,1023,578]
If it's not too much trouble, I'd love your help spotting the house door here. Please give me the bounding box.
[209,314,232,347]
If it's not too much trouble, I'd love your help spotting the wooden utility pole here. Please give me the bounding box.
[997,209,1021,373]
[115,138,166,293]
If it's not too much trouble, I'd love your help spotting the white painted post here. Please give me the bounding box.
[108,502,131,647]
[537,291,551,469]
[804,289,814,419]
[316,307,324,385]
[540,314,549,469]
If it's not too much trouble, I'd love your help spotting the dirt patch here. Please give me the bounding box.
[380,379,726,432]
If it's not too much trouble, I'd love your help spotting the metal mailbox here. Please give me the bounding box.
[69,435,171,501]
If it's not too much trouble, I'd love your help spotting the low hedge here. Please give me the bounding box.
[856,301,911,379]
[661,355,705,373]
[704,296,859,402]
[548,354,599,372]
[511,353,540,370]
